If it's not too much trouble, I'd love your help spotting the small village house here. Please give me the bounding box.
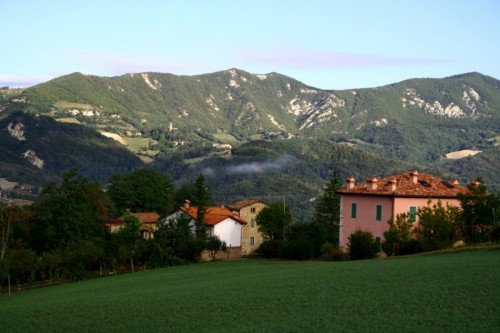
[105,212,161,240]
[228,199,269,255]
[336,170,470,249]
[163,200,248,259]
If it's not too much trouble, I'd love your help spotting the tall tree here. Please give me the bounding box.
[0,203,30,260]
[256,202,292,241]
[314,169,342,244]
[30,169,109,253]
[108,168,175,216]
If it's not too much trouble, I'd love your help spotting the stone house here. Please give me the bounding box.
[228,199,269,255]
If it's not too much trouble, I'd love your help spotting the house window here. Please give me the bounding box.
[250,237,255,245]
[251,207,256,213]
[409,206,417,222]
[251,218,256,228]
[351,203,357,218]
[376,205,382,221]
[375,237,381,251]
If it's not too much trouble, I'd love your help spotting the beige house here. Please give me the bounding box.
[104,212,161,240]
[228,199,269,255]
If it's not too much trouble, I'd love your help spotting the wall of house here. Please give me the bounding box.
[239,202,267,255]
[340,195,393,248]
[213,218,242,247]
[340,195,463,248]
[393,197,462,227]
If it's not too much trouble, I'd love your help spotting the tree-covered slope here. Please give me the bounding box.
[0,69,498,211]
[0,112,143,185]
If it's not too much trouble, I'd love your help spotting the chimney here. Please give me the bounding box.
[220,202,225,209]
[184,199,191,209]
[366,177,378,190]
[449,179,459,186]
[346,177,355,190]
[470,180,481,187]
[388,179,397,192]
[409,171,419,184]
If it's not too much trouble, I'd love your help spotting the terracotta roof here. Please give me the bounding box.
[337,171,469,198]
[179,205,247,226]
[104,212,160,227]
[129,212,161,223]
[228,198,268,210]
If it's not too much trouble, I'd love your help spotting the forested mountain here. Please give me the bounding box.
[0,112,142,186]
[0,70,498,219]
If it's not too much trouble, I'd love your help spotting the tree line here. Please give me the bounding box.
[0,168,222,293]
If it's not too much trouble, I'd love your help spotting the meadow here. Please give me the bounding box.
[1,249,499,332]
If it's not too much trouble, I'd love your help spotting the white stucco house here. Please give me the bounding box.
[163,200,247,258]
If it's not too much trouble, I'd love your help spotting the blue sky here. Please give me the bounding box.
[1,0,499,89]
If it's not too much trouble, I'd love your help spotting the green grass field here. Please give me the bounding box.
[1,249,499,332]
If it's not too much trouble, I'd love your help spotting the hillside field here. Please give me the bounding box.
[1,249,499,332]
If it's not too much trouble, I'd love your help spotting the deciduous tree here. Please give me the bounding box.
[108,168,174,216]
[256,202,291,241]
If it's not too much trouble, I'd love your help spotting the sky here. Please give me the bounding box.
[1,0,499,90]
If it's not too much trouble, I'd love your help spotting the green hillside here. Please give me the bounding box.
[0,70,498,214]
[0,112,143,186]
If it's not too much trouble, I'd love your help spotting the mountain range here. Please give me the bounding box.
[1,69,499,219]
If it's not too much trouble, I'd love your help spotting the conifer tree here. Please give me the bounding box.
[314,169,342,244]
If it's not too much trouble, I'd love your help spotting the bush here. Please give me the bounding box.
[287,222,327,257]
[320,242,347,261]
[279,240,315,260]
[347,230,379,260]
[397,239,424,255]
[257,240,283,258]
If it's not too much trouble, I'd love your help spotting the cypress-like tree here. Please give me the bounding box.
[314,169,342,244]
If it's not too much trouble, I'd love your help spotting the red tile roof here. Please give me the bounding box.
[179,205,247,226]
[129,212,161,223]
[337,171,469,198]
[228,198,268,211]
[104,212,161,227]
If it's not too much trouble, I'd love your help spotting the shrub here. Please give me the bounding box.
[347,230,379,260]
[287,222,327,257]
[279,240,315,260]
[257,240,283,258]
[320,242,347,261]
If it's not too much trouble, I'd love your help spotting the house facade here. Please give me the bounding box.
[336,171,470,249]
[164,200,247,258]
[228,199,269,255]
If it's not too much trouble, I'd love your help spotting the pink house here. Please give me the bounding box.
[336,171,470,249]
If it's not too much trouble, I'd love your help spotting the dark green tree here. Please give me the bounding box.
[382,213,422,256]
[314,169,342,244]
[458,180,500,243]
[205,235,227,261]
[347,229,379,260]
[30,169,109,253]
[108,168,175,216]
[1,203,31,260]
[416,200,461,251]
[256,202,292,241]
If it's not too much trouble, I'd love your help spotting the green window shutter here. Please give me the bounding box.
[351,203,357,218]
[375,237,381,251]
[409,206,417,222]
[376,205,382,221]
[251,218,256,228]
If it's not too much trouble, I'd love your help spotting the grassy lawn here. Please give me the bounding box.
[54,101,93,109]
[213,133,239,143]
[1,249,499,332]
